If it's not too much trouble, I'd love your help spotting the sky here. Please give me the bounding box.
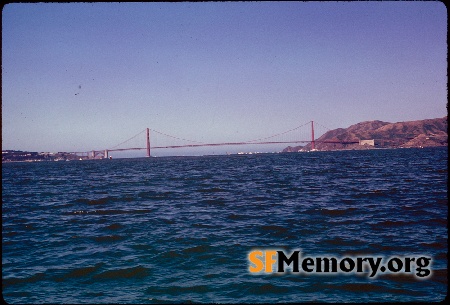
[2,2,447,156]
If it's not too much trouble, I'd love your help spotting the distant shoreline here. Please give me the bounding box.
[2,146,447,163]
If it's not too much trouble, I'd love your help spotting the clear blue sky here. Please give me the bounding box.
[2,2,447,156]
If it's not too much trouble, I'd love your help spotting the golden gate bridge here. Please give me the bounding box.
[70,121,357,158]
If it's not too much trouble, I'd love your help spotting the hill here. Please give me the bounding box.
[282,117,448,152]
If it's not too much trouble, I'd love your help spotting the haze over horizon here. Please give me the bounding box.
[2,2,447,156]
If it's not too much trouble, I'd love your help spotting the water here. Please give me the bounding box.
[2,147,447,303]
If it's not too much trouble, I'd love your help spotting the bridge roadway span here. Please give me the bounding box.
[84,139,360,155]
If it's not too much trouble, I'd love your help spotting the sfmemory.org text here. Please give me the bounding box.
[248,249,431,278]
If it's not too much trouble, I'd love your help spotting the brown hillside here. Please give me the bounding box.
[283,117,447,152]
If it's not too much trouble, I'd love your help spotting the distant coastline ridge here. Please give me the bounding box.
[283,116,448,152]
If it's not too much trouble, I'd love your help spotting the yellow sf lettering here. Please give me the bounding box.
[249,250,278,273]
[249,250,263,272]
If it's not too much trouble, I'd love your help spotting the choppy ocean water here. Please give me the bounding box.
[2,147,447,303]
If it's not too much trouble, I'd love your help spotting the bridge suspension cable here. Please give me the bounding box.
[313,121,332,131]
[92,120,331,156]
[244,121,312,143]
[151,129,205,144]
[108,129,147,150]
